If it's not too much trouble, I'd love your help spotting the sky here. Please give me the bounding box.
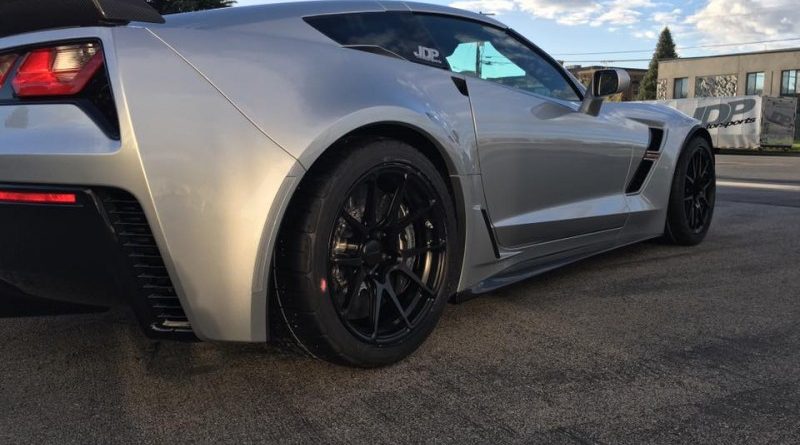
[234,0,800,69]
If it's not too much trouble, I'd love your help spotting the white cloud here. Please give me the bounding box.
[688,0,800,49]
[449,0,657,27]
[652,8,682,25]
[627,8,686,44]
[448,0,515,14]
[633,30,658,40]
[591,0,656,27]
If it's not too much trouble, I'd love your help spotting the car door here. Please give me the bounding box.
[417,15,649,250]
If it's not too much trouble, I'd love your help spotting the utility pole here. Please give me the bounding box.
[476,42,484,78]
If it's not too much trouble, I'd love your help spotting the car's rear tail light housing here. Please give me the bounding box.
[0,53,18,88]
[0,40,119,139]
[12,43,104,97]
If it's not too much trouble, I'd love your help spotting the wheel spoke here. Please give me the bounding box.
[393,199,437,230]
[342,212,368,237]
[363,176,380,229]
[341,267,368,314]
[702,177,714,192]
[383,276,413,329]
[693,205,701,229]
[697,204,706,227]
[370,285,383,340]
[382,174,407,226]
[694,153,702,179]
[395,264,435,296]
[700,156,710,179]
[694,204,701,229]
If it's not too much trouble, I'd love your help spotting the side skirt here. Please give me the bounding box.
[452,234,660,303]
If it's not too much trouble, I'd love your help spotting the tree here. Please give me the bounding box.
[147,0,236,14]
[637,27,678,100]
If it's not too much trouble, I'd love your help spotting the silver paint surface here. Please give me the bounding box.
[0,2,701,342]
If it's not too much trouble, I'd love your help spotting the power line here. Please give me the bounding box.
[562,59,652,64]
[552,37,800,56]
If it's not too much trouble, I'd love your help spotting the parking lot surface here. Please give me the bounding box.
[1,154,799,444]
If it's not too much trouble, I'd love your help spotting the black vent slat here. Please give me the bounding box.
[133,264,167,270]
[626,127,664,194]
[143,284,174,290]
[648,128,665,152]
[96,189,192,336]
[148,294,177,300]
[626,159,655,194]
[119,231,154,237]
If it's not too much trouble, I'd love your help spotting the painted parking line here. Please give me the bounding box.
[717,180,800,192]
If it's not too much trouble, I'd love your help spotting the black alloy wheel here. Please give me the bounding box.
[665,136,716,245]
[274,138,458,367]
[328,165,448,345]
[683,146,715,233]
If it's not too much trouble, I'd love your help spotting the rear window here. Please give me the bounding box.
[304,12,446,68]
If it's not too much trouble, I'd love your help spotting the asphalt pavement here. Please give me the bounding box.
[1,154,799,444]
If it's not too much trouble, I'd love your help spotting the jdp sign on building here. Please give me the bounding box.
[648,96,797,149]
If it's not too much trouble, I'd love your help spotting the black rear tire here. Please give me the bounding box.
[273,138,459,367]
[664,136,716,246]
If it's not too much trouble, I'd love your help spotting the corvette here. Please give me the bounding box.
[0,0,715,367]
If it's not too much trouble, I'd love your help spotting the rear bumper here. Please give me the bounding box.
[1,26,301,343]
[0,184,195,340]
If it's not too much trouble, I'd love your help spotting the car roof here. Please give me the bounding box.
[161,1,508,30]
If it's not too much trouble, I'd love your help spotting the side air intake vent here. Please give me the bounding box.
[648,128,665,152]
[96,189,194,339]
[626,128,664,194]
[626,159,655,194]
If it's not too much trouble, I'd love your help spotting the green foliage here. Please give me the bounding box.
[147,0,236,14]
[637,27,678,101]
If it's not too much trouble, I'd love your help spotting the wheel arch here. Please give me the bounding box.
[261,121,470,339]
[299,121,467,228]
[686,125,713,151]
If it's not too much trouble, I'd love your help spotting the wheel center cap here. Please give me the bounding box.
[362,240,383,266]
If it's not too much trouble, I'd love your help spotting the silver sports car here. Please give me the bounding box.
[0,0,715,366]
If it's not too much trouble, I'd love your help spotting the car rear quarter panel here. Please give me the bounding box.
[147,23,500,303]
[146,25,479,175]
[110,27,300,342]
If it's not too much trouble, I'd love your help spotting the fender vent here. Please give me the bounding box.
[96,189,194,339]
[626,159,655,194]
[626,128,664,194]
[647,128,665,152]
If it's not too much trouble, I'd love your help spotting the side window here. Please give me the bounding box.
[416,14,581,101]
[303,12,446,68]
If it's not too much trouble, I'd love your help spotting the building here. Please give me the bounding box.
[657,47,800,100]
[567,65,647,101]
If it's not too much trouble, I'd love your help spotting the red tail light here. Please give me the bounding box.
[0,191,77,204]
[0,53,17,88]
[12,43,103,97]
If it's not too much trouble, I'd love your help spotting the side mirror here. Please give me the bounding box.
[579,69,631,116]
